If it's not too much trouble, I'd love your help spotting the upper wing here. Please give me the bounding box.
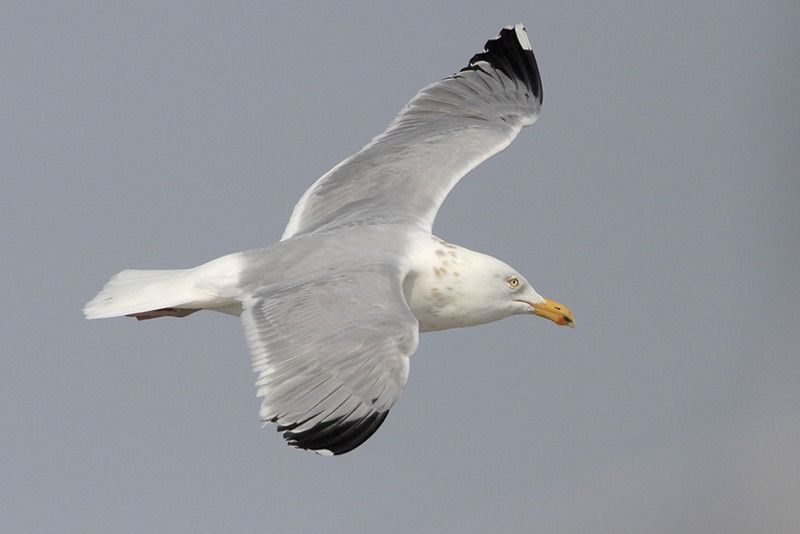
[241,263,418,455]
[281,24,542,240]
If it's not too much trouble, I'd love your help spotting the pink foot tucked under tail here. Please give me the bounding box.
[127,308,199,321]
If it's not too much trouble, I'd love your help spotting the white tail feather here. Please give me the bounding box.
[83,253,245,319]
[83,269,195,319]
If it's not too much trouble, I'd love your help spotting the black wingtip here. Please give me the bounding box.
[460,24,543,106]
[282,410,389,456]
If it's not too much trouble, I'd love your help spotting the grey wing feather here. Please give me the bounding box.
[281,24,542,240]
[241,264,418,455]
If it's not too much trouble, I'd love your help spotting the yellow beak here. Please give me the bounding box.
[531,298,575,327]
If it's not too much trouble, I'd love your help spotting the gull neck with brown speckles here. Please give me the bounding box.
[403,235,544,332]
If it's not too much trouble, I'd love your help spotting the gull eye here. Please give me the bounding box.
[506,276,520,289]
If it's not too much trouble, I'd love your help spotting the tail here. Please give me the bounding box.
[84,253,245,320]
[83,269,196,319]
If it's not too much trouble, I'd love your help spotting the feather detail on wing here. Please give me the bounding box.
[241,264,418,455]
[281,24,542,240]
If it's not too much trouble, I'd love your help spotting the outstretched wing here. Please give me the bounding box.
[241,264,418,455]
[281,24,542,240]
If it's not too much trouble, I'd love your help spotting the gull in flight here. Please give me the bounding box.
[84,24,574,455]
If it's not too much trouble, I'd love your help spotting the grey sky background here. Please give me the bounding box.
[3,1,799,533]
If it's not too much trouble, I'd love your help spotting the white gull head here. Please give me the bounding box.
[405,236,574,332]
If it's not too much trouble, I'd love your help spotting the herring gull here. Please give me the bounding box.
[84,24,574,455]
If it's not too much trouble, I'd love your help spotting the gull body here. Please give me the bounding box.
[85,230,554,330]
[84,24,574,455]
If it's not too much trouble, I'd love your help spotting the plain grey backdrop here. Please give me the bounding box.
[3,1,798,533]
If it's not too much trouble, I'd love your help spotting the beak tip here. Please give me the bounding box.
[529,298,575,329]
[559,316,575,328]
